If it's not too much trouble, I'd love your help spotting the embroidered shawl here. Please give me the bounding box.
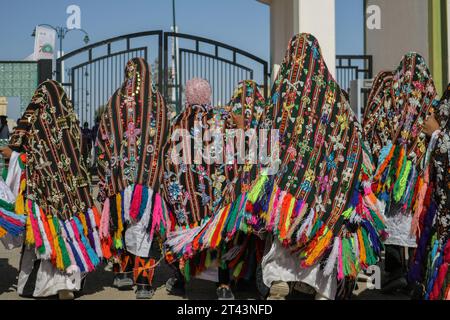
[8,80,105,272]
[96,58,170,253]
[166,34,386,281]
[362,71,395,161]
[363,54,438,220]
[162,80,267,229]
[164,81,269,277]
[409,84,450,300]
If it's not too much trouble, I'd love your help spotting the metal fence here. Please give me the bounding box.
[336,55,373,93]
[55,30,269,125]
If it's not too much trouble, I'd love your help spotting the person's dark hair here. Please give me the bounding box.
[83,122,89,128]
[0,116,7,125]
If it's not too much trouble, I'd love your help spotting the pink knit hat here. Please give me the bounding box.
[185,78,212,106]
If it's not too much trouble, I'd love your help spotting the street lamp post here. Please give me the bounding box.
[171,0,179,111]
[32,24,90,58]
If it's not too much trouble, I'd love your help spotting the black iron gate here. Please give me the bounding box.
[336,55,373,93]
[56,30,269,125]
[56,30,163,126]
[164,32,269,113]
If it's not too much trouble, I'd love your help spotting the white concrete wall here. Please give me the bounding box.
[448,0,450,85]
[259,0,336,79]
[268,0,295,72]
[297,0,336,76]
[365,0,429,74]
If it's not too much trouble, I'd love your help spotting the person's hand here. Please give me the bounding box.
[0,146,12,159]
[422,113,441,137]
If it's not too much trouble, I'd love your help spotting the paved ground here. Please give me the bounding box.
[0,244,411,300]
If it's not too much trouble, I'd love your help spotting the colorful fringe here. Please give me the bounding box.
[0,154,27,239]
[24,199,106,272]
[0,204,27,238]
[420,238,450,300]
[166,167,387,280]
[99,184,172,254]
[371,142,421,218]
[174,233,264,282]
[408,130,450,300]
[166,33,388,281]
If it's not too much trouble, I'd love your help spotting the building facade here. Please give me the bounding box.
[259,0,449,93]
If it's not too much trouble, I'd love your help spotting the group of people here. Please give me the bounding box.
[0,33,448,300]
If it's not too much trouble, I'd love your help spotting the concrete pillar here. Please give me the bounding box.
[258,0,336,78]
[296,0,336,76]
[37,59,53,84]
[447,0,450,86]
[0,97,7,117]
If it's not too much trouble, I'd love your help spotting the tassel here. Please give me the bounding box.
[61,221,85,272]
[210,205,230,248]
[374,143,395,180]
[123,185,133,222]
[278,193,293,240]
[273,191,286,236]
[342,238,357,278]
[78,212,89,236]
[34,204,51,259]
[337,238,344,280]
[357,228,367,267]
[304,227,333,266]
[64,220,89,272]
[101,236,112,260]
[70,218,95,271]
[150,193,163,242]
[88,209,103,259]
[47,215,63,270]
[114,193,123,249]
[24,214,34,245]
[247,174,268,203]
[286,202,308,240]
[100,198,110,239]
[324,236,340,276]
[129,184,143,221]
[138,186,149,221]
[39,208,56,262]
[91,206,101,227]
[394,159,411,203]
[297,209,315,242]
[268,189,281,231]
[52,216,71,269]
[28,201,42,249]
[74,217,100,268]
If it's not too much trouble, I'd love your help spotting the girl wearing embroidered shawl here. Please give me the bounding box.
[163,78,267,299]
[165,34,387,300]
[362,54,438,293]
[0,80,105,299]
[408,84,450,299]
[95,58,170,299]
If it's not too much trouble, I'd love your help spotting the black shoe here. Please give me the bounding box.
[136,284,155,299]
[166,277,186,296]
[217,286,235,300]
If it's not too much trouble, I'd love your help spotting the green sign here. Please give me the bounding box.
[0,62,38,113]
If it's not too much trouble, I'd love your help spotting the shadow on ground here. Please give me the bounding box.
[0,258,19,295]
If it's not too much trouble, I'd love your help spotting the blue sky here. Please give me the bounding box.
[0,0,364,61]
